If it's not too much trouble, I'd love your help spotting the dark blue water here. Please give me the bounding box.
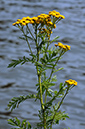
[0,0,85,129]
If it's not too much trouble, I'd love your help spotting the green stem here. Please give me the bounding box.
[35,26,42,108]
[48,50,63,81]
[27,24,35,41]
[26,37,33,55]
[56,87,69,111]
[45,89,47,104]
[35,25,46,129]
[43,109,46,129]
[21,28,33,55]
[55,18,62,24]
[38,74,44,109]
[50,87,69,128]
[48,58,59,81]
[45,87,63,108]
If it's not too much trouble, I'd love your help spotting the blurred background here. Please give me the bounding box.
[0,0,85,129]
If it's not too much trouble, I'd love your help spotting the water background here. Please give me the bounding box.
[0,0,85,129]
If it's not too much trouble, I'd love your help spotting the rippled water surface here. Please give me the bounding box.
[0,0,85,129]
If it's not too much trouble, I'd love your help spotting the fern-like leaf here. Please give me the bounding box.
[8,56,30,68]
[8,94,36,111]
[8,117,31,129]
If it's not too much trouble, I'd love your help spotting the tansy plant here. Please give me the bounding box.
[7,10,77,129]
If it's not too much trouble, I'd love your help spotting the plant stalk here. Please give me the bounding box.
[21,28,33,55]
[50,86,69,128]
[49,50,63,81]
[35,25,46,129]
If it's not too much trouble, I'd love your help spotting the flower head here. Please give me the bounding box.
[55,42,71,50]
[49,10,65,19]
[65,79,77,86]
[12,10,65,27]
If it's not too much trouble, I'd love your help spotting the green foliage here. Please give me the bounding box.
[8,56,30,68]
[50,36,60,43]
[8,118,31,129]
[7,10,76,129]
[8,94,36,111]
[47,111,69,125]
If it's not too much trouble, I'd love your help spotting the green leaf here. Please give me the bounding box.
[40,58,47,64]
[53,67,64,73]
[39,40,46,50]
[52,111,69,125]
[8,119,18,126]
[45,54,49,60]
[19,36,26,40]
[47,89,54,97]
[51,75,57,82]
[8,118,31,129]
[7,94,36,111]
[54,90,58,95]
[45,65,53,69]
[35,62,43,68]
[26,35,34,41]
[50,36,60,43]
[8,56,30,68]
[59,83,63,90]
[48,88,54,93]
[52,51,57,57]
[55,120,59,124]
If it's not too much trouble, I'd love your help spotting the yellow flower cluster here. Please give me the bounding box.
[65,79,77,86]
[13,10,65,27]
[49,10,65,19]
[55,42,71,50]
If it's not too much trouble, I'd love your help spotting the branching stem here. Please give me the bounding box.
[21,28,33,55]
[49,51,63,81]
[50,86,70,128]
[35,25,46,129]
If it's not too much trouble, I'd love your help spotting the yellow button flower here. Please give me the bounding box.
[12,10,65,26]
[65,45,71,50]
[59,15,65,19]
[20,20,26,26]
[49,10,65,19]
[17,19,21,22]
[25,20,30,24]
[12,22,16,26]
[55,42,71,51]
[26,16,31,20]
[65,79,77,86]
[12,21,19,26]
